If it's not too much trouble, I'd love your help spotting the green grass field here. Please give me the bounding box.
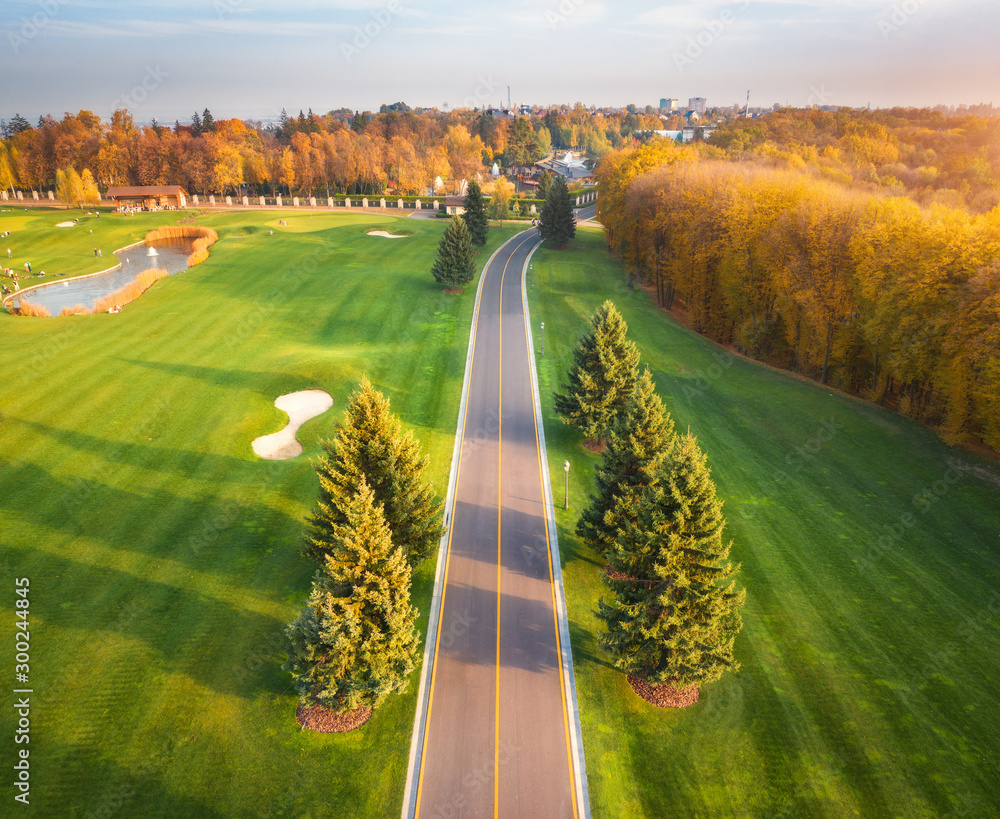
[0,206,519,816]
[5,207,999,817]
[530,226,1000,817]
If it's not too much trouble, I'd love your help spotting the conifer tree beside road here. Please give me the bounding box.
[554,300,640,443]
[431,216,477,288]
[304,377,443,567]
[597,432,745,696]
[538,174,576,247]
[577,367,676,556]
[286,479,419,716]
[462,179,489,246]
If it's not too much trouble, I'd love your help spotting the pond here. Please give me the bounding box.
[9,238,195,315]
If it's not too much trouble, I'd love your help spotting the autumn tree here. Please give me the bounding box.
[431,215,477,288]
[597,432,745,693]
[462,178,489,246]
[577,368,676,556]
[304,377,444,567]
[55,166,81,208]
[80,168,100,206]
[490,175,513,227]
[538,174,576,247]
[554,300,640,442]
[1,142,20,195]
[285,478,418,716]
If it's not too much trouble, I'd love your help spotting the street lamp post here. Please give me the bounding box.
[563,460,570,510]
[530,263,533,288]
[540,322,544,357]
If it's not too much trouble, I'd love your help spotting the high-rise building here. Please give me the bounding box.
[659,98,680,111]
[688,97,707,114]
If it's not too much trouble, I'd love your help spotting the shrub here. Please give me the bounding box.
[93,268,168,313]
[14,299,52,318]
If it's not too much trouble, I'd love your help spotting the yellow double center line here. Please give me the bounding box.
[494,232,539,815]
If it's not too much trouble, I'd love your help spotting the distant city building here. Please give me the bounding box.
[688,97,707,114]
[659,98,681,111]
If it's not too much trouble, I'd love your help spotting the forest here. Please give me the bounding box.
[0,103,659,198]
[597,113,1000,453]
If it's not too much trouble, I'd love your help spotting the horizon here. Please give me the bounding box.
[2,0,997,124]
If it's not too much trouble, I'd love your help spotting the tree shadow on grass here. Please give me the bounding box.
[0,456,306,582]
[18,545,297,701]
[18,418,257,480]
[32,733,228,818]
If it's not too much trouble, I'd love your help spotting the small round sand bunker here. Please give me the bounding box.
[367,230,409,238]
[252,389,334,460]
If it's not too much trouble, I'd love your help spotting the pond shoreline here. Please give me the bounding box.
[2,240,145,309]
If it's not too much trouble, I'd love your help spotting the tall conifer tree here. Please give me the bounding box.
[597,432,745,690]
[431,216,477,287]
[554,300,640,442]
[462,179,489,246]
[577,367,676,556]
[286,479,418,713]
[304,378,443,567]
[538,174,576,246]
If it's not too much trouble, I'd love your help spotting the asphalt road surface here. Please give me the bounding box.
[410,230,581,818]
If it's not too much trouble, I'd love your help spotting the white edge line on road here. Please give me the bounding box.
[402,232,528,819]
[521,240,592,818]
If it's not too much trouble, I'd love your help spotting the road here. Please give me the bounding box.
[405,230,585,818]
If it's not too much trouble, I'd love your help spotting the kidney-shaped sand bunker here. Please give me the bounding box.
[252,389,334,460]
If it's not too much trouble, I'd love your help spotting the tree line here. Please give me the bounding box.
[706,107,1000,214]
[0,102,657,200]
[597,140,1000,452]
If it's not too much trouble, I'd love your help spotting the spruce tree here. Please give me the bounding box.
[304,377,443,567]
[538,174,576,247]
[537,170,553,201]
[596,432,745,690]
[577,368,676,556]
[202,108,216,132]
[431,216,477,288]
[462,179,489,246]
[191,111,202,136]
[554,300,640,442]
[285,479,419,713]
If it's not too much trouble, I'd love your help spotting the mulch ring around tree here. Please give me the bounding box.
[583,438,605,454]
[441,287,463,295]
[628,674,700,709]
[296,703,372,733]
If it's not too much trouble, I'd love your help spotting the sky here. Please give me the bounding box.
[1,0,998,124]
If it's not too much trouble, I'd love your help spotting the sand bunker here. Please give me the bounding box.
[56,221,76,227]
[367,230,409,238]
[252,389,334,460]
